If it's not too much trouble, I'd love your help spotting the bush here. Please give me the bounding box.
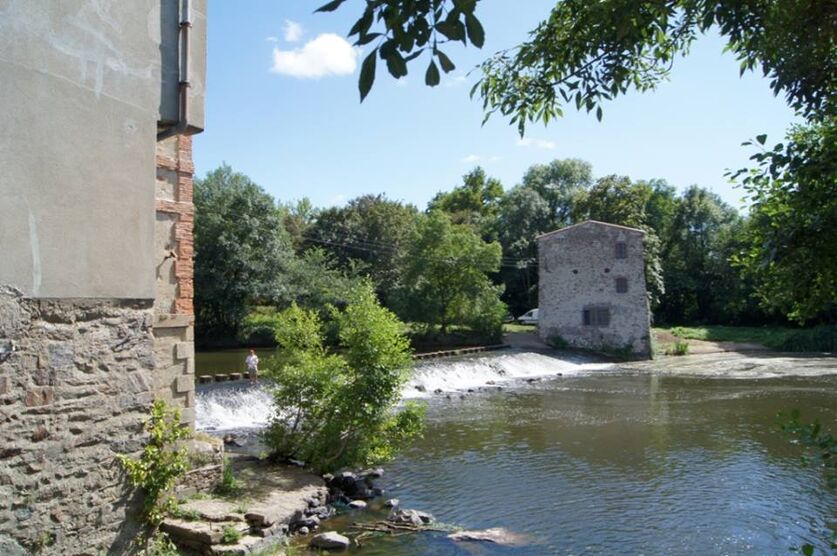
[665,341,690,356]
[547,334,569,349]
[775,325,836,352]
[117,400,190,526]
[214,458,241,497]
[263,283,425,472]
[221,525,242,545]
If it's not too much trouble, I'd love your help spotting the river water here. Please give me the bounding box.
[195,351,837,555]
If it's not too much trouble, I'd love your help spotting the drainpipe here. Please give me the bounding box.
[158,0,192,141]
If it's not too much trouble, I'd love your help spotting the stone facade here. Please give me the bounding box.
[538,221,652,357]
[0,286,155,554]
[154,135,197,425]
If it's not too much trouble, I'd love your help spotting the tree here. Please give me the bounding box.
[427,166,504,239]
[263,283,424,472]
[396,211,505,338]
[279,197,319,253]
[306,194,419,306]
[732,119,837,324]
[493,186,551,315]
[521,158,592,230]
[194,165,291,340]
[324,0,834,131]
[658,185,750,323]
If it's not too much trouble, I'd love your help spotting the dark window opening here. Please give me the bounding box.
[583,307,610,326]
[616,277,628,293]
[615,242,627,259]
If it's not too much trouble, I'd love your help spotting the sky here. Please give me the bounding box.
[193,0,799,211]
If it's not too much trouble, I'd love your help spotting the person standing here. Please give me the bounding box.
[245,349,259,384]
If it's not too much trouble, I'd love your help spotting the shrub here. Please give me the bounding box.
[263,283,425,472]
[775,325,836,353]
[214,457,241,497]
[665,341,690,356]
[221,525,243,545]
[547,334,569,349]
[117,400,190,526]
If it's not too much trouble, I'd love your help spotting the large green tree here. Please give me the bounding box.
[732,119,837,324]
[427,166,503,239]
[658,185,753,323]
[194,165,291,340]
[306,194,419,306]
[395,211,505,338]
[521,158,592,230]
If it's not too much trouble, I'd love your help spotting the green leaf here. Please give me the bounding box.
[425,59,440,86]
[756,134,767,145]
[801,544,814,556]
[465,13,485,47]
[359,50,377,101]
[315,0,347,13]
[596,106,603,121]
[436,50,456,73]
[386,52,408,78]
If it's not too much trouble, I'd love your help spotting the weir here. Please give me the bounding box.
[195,351,613,431]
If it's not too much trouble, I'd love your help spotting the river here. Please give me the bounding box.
[195,350,837,554]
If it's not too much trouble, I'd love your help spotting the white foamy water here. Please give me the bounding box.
[195,352,613,431]
[404,351,613,398]
[195,383,274,431]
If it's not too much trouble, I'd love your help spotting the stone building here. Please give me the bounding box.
[537,221,652,357]
[0,1,206,553]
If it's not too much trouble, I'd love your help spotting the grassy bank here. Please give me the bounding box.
[661,324,835,352]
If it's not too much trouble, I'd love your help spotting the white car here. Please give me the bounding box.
[517,308,539,325]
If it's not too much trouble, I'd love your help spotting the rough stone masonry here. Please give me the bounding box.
[0,287,155,554]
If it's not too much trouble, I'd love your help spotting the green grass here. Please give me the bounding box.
[664,341,690,356]
[662,324,835,352]
[503,323,537,333]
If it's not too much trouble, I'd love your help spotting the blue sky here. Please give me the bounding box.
[194,0,798,211]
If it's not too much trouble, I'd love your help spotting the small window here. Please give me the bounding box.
[616,277,628,293]
[582,307,610,327]
[615,242,627,259]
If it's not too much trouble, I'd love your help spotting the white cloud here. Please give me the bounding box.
[461,154,501,164]
[266,36,278,43]
[271,34,359,78]
[516,137,556,150]
[282,20,304,42]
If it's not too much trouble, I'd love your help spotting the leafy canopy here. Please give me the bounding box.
[323,0,835,131]
[263,283,424,472]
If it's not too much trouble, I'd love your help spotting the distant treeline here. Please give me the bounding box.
[193,147,835,346]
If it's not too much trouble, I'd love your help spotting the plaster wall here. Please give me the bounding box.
[538,222,652,356]
[0,0,205,299]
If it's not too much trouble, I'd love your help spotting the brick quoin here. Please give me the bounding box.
[156,134,194,316]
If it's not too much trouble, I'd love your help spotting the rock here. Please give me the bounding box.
[384,498,399,508]
[414,384,426,392]
[388,508,434,526]
[307,506,334,520]
[372,487,384,496]
[361,467,384,479]
[486,380,496,385]
[467,389,475,393]
[322,473,334,483]
[348,500,367,509]
[295,515,320,529]
[298,526,310,535]
[434,388,443,394]
[222,433,243,447]
[310,531,350,550]
[289,459,306,467]
[448,527,527,546]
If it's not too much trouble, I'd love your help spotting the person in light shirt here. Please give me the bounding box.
[245,349,259,384]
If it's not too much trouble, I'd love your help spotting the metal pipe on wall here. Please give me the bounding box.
[158,0,192,140]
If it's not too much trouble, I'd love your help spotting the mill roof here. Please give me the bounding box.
[536,220,645,241]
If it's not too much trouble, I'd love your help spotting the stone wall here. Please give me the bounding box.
[0,286,155,554]
[538,221,652,357]
[154,134,197,425]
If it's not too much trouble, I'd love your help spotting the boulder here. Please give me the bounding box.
[384,498,399,508]
[348,500,367,509]
[448,527,527,546]
[297,526,309,535]
[310,531,350,550]
[388,508,434,526]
